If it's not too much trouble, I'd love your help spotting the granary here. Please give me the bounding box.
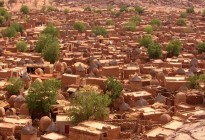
[21,125,37,140]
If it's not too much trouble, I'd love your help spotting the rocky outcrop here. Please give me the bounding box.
[167,118,205,140]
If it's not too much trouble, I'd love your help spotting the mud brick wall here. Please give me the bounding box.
[61,74,80,88]
[69,128,101,140]
[101,66,119,78]
[85,77,106,90]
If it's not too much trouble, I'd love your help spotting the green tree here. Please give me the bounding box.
[73,22,86,33]
[111,11,121,17]
[147,42,162,59]
[16,40,27,52]
[68,89,111,124]
[0,7,11,22]
[36,34,59,51]
[166,39,182,57]
[6,77,23,95]
[84,6,92,11]
[180,12,187,18]
[35,24,60,63]
[41,5,46,13]
[198,73,205,84]
[0,8,9,17]
[129,16,141,24]
[11,21,24,33]
[104,77,123,102]
[20,5,29,15]
[176,18,186,26]
[26,79,60,118]
[120,4,128,12]
[123,21,136,31]
[106,19,114,25]
[4,12,11,21]
[64,8,69,14]
[186,7,194,13]
[35,34,57,53]
[0,1,4,7]
[2,26,17,37]
[47,6,57,12]
[144,25,153,34]
[197,42,205,53]
[150,18,161,27]
[92,26,108,37]
[0,16,5,25]
[42,43,59,64]
[188,75,199,89]
[135,5,144,14]
[202,9,205,17]
[41,23,59,37]
[139,35,154,48]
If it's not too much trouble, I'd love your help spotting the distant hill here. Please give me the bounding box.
[56,0,205,8]
[6,0,205,11]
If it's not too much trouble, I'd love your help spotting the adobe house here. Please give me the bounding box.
[122,66,140,79]
[61,74,81,89]
[137,106,167,121]
[85,77,106,90]
[165,76,188,91]
[40,132,67,140]
[101,66,119,78]
[186,89,203,105]
[3,116,32,138]
[0,122,15,139]
[69,125,105,140]
[69,121,120,140]
[0,70,13,79]
[56,115,71,135]
[175,109,205,119]
[124,91,153,107]
[145,126,174,139]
